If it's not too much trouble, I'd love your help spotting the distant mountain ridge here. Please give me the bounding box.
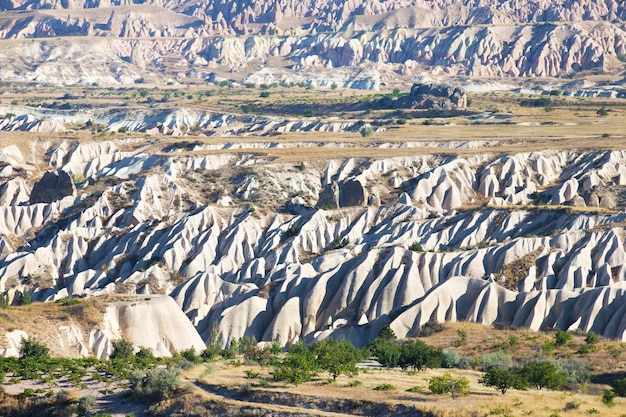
[2,0,625,32]
[0,1,625,88]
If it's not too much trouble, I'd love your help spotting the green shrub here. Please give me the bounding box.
[453,328,468,347]
[371,338,401,368]
[480,351,513,370]
[76,395,95,417]
[429,372,470,398]
[360,125,374,137]
[533,97,552,107]
[129,367,181,402]
[416,321,445,337]
[109,338,134,360]
[585,332,599,345]
[272,342,318,386]
[554,330,572,347]
[348,379,362,387]
[613,377,626,397]
[373,383,396,391]
[313,339,362,379]
[259,91,271,98]
[602,389,616,407]
[408,241,424,252]
[56,297,80,306]
[597,106,609,116]
[398,339,442,371]
[20,337,50,360]
[180,347,200,363]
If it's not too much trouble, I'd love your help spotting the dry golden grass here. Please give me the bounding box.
[182,357,626,417]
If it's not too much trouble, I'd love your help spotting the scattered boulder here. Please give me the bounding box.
[29,171,75,204]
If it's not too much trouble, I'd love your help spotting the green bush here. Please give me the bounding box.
[429,372,470,398]
[479,368,526,394]
[602,389,616,407]
[373,383,396,391]
[480,351,513,371]
[360,125,374,137]
[521,361,566,391]
[398,339,442,371]
[408,241,424,252]
[554,330,572,347]
[533,97,553,107]
[597,106,609,117]
[613,378,626,397]
[585,332,599,345]
[109,338,134,360]
[20,337,50,360]
[272,342,318,386]
[129,367,181,402]
[416,321,445,337]
[313,339,362,379]
[371,338,401,368]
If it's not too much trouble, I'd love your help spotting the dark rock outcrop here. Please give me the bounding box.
[408,83,467,109]
[317,180,368,209]
[30,171,75,204]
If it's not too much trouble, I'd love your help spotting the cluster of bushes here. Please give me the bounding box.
[272,339,365,385]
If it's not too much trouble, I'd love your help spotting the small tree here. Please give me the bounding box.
[20,337,50,360]
[272,342,318,385]
[371,338,402,368]
[398,339,442,371]
[330,82,338,90]
[314,339,362,379]
[377,326,397,341]
[521,361,566,390]
[479,368,526,394]
[429,372,470,398]
[110,338,134,360]
[360,125,374,137]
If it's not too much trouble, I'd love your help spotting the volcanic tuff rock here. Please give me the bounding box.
[0,1,625,85]
[2,138,626,354]
[29,170,76,204]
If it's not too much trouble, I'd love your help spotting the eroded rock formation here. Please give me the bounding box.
[2,139,626,354]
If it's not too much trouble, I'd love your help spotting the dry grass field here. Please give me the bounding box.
[165,323,626,417]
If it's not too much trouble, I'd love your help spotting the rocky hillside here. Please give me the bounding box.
[0,1,625,85]
[2,130,626,354]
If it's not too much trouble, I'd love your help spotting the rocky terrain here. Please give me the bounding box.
[0,1,625,87]
[0,0,626,360]
[0,84,626,358]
